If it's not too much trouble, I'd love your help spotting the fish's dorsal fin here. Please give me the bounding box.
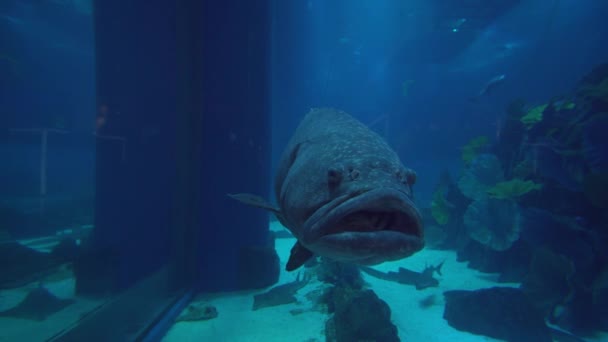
[227,193,280,214]
[285,241,314,271]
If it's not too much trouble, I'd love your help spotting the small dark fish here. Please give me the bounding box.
[471,74,506,101]
[252,273,310,310]
[361,261,444,290]
[230,108,424,271]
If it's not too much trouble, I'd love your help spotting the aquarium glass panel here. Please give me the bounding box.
[163,1,608,342]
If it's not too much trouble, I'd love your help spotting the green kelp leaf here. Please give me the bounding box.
[430,188,453,225]
[486,179,542,200]
[521,104,547,130]
[461,136,489,166]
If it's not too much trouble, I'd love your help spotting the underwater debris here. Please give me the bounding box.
[457,153,504,200]
[460,136,489,166]
[463,197,521,251]
[486,179,542,200]
[521,104,547,129]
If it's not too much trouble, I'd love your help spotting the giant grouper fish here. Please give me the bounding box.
[229,108,424,271]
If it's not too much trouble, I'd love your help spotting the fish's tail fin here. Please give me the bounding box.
[435,261,445,276]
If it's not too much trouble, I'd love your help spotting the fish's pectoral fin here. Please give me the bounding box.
[227,193,280,214]
[286,241,314,272]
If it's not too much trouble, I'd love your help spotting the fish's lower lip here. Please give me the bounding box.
[314,230,424,262]
[302,188,423,245]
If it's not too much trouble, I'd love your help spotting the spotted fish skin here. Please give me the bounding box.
[230,108,424,271]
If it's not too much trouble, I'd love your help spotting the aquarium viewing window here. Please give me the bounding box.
[1,1,608,342]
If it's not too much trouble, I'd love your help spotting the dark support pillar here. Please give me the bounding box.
[171,0,204,290]
[80,0,274,294]
[197,0,276,291]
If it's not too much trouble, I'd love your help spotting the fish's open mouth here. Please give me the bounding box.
[326,209,422,237]
[301,188,424,263]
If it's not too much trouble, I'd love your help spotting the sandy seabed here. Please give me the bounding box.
[164,222,524,342]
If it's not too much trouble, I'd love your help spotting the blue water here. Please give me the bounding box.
[1,1,607,341]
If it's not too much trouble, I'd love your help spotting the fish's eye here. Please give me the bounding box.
[403,168,417,185]
[327,167,343,185]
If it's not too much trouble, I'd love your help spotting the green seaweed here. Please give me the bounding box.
[430,188,452,226]
[521,104,547,129]
[559,102,576,110]
[461,136,489,166]
[486,179,542,199]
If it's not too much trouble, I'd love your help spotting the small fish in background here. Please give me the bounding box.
[470,73,506,102]
[360,260,444,290]
[252,272,310,310]
[417,261,444,289]
[449,18,467,33]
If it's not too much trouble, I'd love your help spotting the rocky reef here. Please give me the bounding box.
[425,63,608,337]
